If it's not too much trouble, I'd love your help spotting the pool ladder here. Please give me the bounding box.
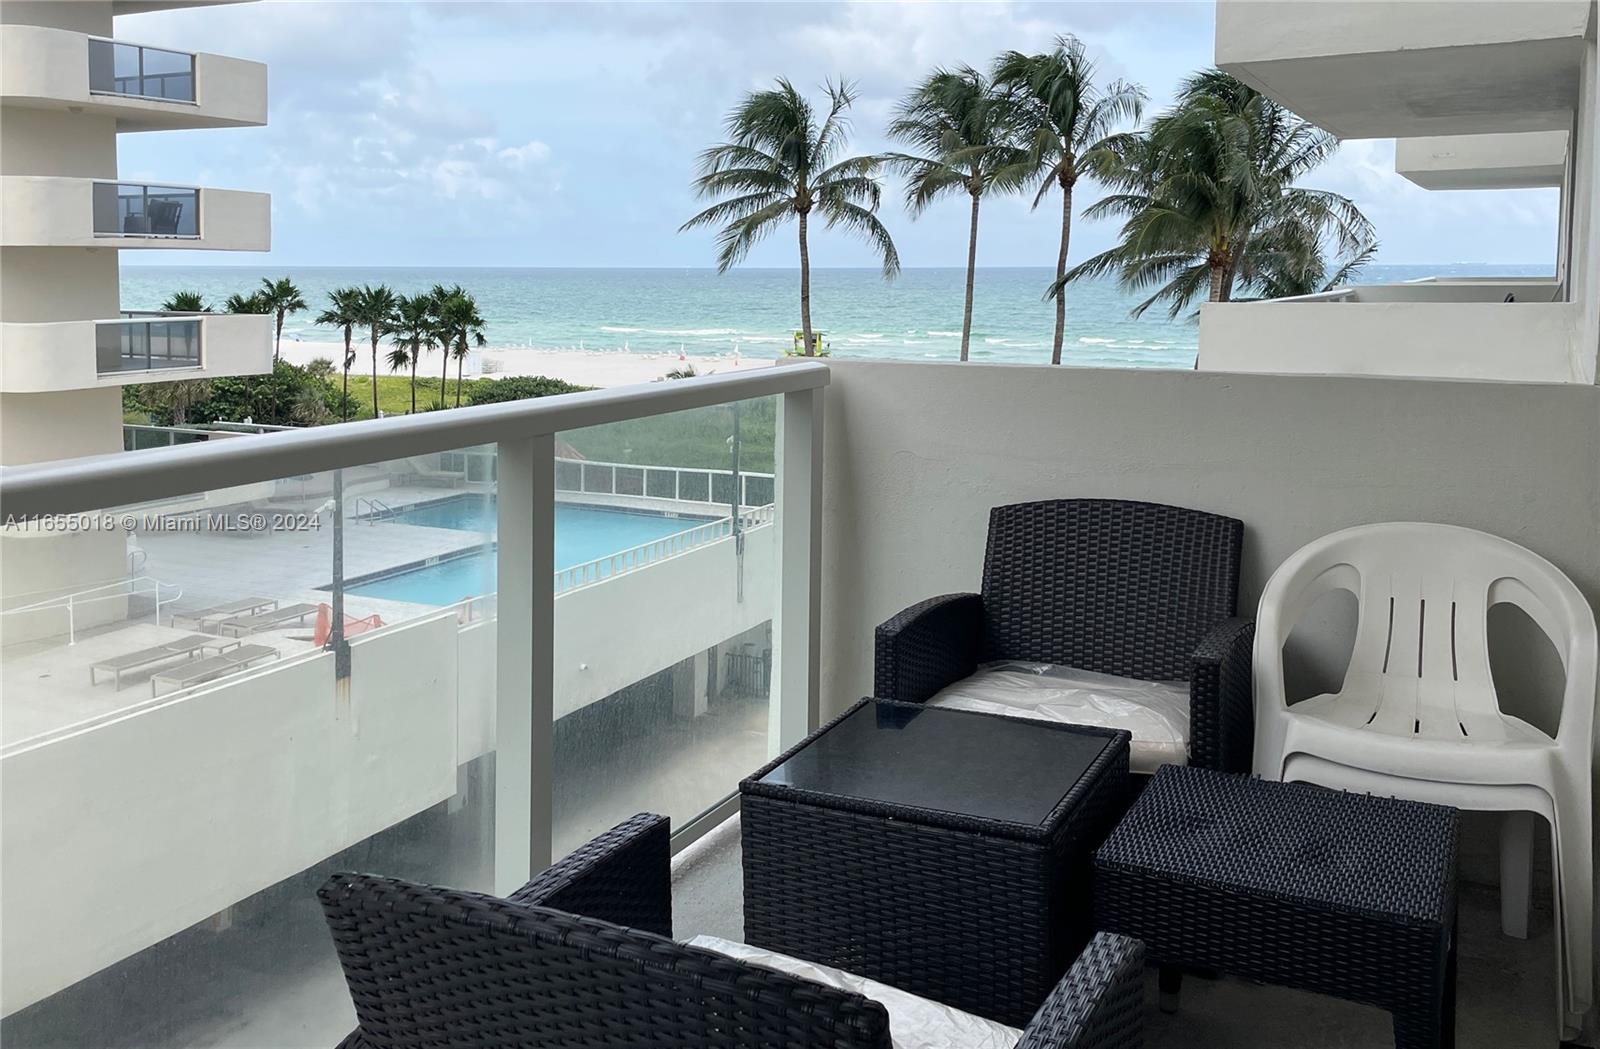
[354,497,394,522]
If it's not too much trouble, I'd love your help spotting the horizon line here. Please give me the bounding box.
[120,261,1558,271]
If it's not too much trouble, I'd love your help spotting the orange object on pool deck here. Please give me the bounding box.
[313,603,385,648]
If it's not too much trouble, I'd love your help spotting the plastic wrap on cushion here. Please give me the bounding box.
[930,662,1189,775]
[687,935,1022,1049]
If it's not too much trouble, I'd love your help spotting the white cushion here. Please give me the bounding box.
[928,662,1190,775]
[686,934,1022,1049]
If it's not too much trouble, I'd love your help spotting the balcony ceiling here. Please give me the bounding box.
[1396,130,1569,190]
[1215,0,1592,139]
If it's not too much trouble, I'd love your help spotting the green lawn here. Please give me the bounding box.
[340,375,480,419]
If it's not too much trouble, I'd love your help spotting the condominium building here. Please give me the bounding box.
[0,0,271,468]
[1199,0,1600,383]
[0,0,270,637]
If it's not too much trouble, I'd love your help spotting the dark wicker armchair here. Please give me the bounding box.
[319,813,1145,1049]
[875,498,1255,773]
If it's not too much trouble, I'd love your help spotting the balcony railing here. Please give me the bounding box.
[0,364,825,1037]
[92,182,199,238]
[86,38,195,103]
[95,314,202,375]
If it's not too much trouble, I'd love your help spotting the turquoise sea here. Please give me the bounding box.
[120,263,1553,370]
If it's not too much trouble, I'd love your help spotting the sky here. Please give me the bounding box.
[116,0,1561,269]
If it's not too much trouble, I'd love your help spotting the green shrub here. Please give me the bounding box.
[465,374,589,406]
[189,360,340,426]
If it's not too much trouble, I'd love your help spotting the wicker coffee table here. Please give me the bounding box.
[740,697,1131,1026]
[1094,765,1460,1049]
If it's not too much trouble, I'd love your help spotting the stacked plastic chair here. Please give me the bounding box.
[1252,522,1595,1036]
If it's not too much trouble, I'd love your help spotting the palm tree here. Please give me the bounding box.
[681,78,899,356]
[430,284,487,408]
[223,291,269,314]
[389,293,436,414]
[354,284,399,419]
[315,287,362,421]
[160,291,210,313]
[993,36,1145,364]
[257,277,307,362]
[887,67,1028,362]
[1065,70,1375,319]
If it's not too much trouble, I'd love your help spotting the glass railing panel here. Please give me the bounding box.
[93,183,199,237]
[87,38,196,103]
[0,447,503,1047]
[95,318,202,375]
[552,396,778,857]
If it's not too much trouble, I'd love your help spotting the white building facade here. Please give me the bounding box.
[1200,0,1600,384]
[0,0,271,467]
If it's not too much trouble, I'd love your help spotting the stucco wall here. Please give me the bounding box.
[0,614,459,1016]
[818,360,1600,723]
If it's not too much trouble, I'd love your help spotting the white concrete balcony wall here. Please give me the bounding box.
[1215,0,1592,138]
[0,312,272,392]
[1396,130,1570,190]
[0,175,270,250]
[1196,298,1587,382]
[0,24,267,130]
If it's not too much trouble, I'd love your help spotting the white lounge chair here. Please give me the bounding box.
[90,634,237,690]
[151,644,278,696]
[217,603,318,637]
[1253,522,1596,1032]
[171,598,278,630]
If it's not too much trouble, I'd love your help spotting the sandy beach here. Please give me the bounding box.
[276,339,774,389]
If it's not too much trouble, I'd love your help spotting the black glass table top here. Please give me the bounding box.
[757,701,1117,827]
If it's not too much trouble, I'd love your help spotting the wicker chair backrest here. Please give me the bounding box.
[981,498,1243,681]
[318,872,893,1049]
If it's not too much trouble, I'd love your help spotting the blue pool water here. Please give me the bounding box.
[347,499,715,606]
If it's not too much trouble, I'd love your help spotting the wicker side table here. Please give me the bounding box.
[1094,765,1459,1049]
[741,698,1131,1027]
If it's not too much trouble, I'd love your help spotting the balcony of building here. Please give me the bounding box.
[0,360,1594,1047]
[0,25,267,131]
[1214,0,1592,139]
[0,176,269,250]
[1396,131,1571,191]
[0,310,271,392]
[1195,277,1586,382]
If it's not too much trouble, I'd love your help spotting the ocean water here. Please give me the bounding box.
[119,263,1553,370]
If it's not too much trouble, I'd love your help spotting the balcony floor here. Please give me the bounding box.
[1,796,1568,1048]
[674,816,1565,1048]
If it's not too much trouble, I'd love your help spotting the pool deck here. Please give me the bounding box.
[0,486,479,746]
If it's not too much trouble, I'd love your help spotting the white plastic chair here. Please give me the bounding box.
[1252,523,1596,1032]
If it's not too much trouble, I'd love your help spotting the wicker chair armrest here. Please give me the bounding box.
[1188,616,1256,773]
[873,593,985,703]
[508,812,672,937]
[1015,933,1145,1049]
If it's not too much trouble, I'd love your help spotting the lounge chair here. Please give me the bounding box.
[171,597,279,630]
[89,634,236,690]
[150,644,278,697]
[217,603,318,638]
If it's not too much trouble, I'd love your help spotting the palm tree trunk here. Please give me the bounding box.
[456,354,465,407]
[274,312,284,362]
[1052,182,1072,366]
[341,333,351,421]
[961,190,981,363]
[410,354,418,413]
[442,340,450,408]
[1208,262,1228,302]
[797,209,814,356]
[370,333,380,419]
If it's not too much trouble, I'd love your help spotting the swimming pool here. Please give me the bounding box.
[346,498,717,606]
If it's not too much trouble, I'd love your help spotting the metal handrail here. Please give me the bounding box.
[0,574,182,645]
[553,504,774,593]
[0,363,829,517]
[555,456,776,506]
